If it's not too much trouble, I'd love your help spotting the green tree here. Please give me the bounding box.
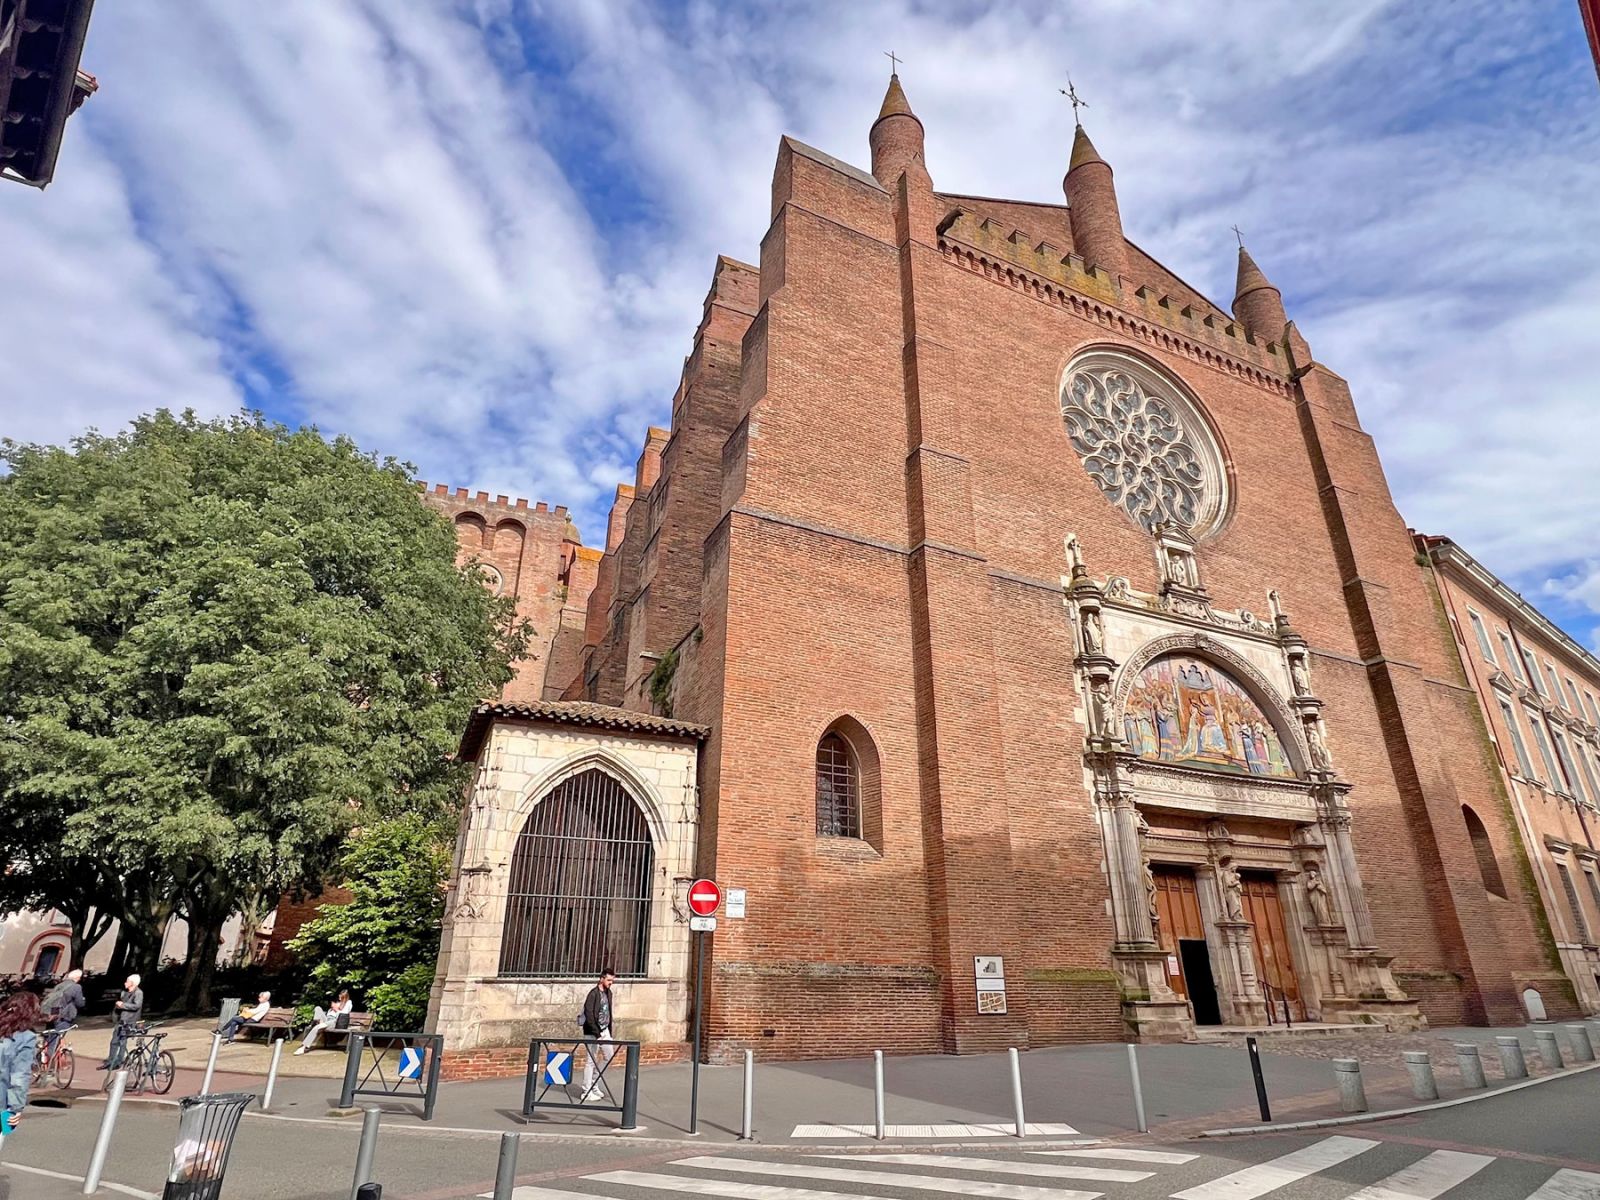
[287,813,450,1024]
[0,411,527,1009]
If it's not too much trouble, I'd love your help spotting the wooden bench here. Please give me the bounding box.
[232,1007,296,1042]
[311,1011,374,1049]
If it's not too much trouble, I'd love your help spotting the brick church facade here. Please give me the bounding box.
[427,75,1588,1059]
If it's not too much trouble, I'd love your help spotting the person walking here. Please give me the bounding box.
[101,974,144,1070]
[578,967,617,1103]
[0,991,45,1134]
[41,967,85,1056]
[294,989,353,1054]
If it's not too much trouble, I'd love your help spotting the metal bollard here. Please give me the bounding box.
[350,1106,381,1200]
[1245,1036,1271,1122]
[740,1050,755,1141]
[1454,1043,1487,1089]
[1332,1059,1367,1113]
[1495,1035,1528,1079]
[262,1038,285,1110]
[873,1050,886,1140]
[1403,1051,1438,1101]
[1127,1043,1148,1133]
[83,1069,129,1194]
[1533,1027,1563,1071]
[355,1186,382,1200]
[1565,1024,1595,1063]
[1008,1047,1026,1139]
[491,1132,521,1200]
[200,1032,222,1096]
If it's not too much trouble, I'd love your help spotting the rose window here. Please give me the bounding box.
[1061,351,1228,539]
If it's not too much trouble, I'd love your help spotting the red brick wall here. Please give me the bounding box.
[264,886,352,968]
[566,112,1560,1053]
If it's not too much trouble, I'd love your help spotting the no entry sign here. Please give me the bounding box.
[688,878,722,917]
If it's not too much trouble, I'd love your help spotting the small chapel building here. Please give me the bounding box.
[427,74,1585,1063]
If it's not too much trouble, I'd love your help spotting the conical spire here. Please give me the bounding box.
[878,72,915,121]
[1231,243,1287,341]
[1068,123,1107,173]
[1063,121,1128,280]
[870,71,926,186]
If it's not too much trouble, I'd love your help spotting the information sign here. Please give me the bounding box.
[689,915,717,932]
[974,955,1007,1015]
[726,887,747,919]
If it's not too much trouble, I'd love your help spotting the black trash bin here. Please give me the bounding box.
[163,1091,253,1200]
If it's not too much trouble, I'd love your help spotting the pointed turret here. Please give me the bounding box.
[1232,244,1288,342]
[870,72,926,186]
[1063,123,1129,281]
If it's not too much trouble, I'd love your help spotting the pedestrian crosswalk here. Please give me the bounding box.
[483,1137,1600,1200]
[791,1122,1087,1138]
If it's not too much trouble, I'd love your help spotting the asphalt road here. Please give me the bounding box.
[2,1062,1594,1199]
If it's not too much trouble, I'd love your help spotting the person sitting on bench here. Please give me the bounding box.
[294,990,353,1054]
[218,992,271,1043]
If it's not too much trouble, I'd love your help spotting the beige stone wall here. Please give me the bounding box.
[428,719,701,1050]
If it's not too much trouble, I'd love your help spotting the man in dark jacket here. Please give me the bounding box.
[101,974,144,1070]
[43,968,85,1054]
[578,968,616,1103]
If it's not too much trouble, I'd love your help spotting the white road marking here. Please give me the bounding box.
[1341,1150,1494,1200]
[677,1156,1104,1199]
[0,1160,160,1199]
[479,1189,607,1200]
[1527,1169,1600,1200]
[816,1152,1151,1182]
[1037,1148,1199,1164]
[1171,1135,1380,1200]
[789,1121,1082,1138]
[593,1169,1001,1200]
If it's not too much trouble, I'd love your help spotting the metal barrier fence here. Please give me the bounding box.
[522,1037,640,1130]
[338,1031,444,1121]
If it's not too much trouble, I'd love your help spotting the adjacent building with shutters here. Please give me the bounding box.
[429,73,1597,1063]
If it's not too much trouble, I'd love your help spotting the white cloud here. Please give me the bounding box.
[1,0,1596,644]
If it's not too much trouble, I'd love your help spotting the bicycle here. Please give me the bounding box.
[103,1024,174,1095]
[32,1023,76,1090]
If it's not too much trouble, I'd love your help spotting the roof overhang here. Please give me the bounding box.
[458,700,710,762]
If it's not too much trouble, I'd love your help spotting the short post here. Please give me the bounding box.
[1246,1036,1271,1122]
[491,1131,520,1200]
[82,1069,128,1194]
[1333,1058,1367,1113]
[1495,1035,1528,1080]
[350,1106,381,1200]
[1454,1043,1487,1089]
[338,1033,364,1110]
[1127,1043,1148,1133]
[873,1050,886,1140]
[1565,1024,1595,1063]
[1533,1028,1564,1071]
[1008,1047,1026,1139]
[200,1032,222,1096]
[261,1038,285,1110]
[619,1042,641,1132]
[1403,1051,1438,1101]
[740,1049,755,1141]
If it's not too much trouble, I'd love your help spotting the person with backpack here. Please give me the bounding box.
[41,968,85,1056]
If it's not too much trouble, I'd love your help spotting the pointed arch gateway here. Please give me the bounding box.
[499,767,655,979]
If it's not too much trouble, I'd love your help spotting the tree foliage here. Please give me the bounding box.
[287,813,450,1021]
[0,411,526,1008]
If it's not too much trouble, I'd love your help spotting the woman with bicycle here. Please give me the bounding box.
[0,990,45,1134]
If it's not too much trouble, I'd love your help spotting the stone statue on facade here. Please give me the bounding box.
[1304,862,1334,926]
[1081,607,1104,655]
[1090,678,1115,737]
[1064,533,1085,575]
[1290,654,1311,696]
[1306,718,1333,771]
[1218,858,1245,921]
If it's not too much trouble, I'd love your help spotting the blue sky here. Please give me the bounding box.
[2,1,1598,646]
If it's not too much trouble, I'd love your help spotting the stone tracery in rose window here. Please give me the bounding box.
[1061,351,1228,540]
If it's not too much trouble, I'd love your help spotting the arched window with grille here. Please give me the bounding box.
[814,718,883,849]
[816,732,860,838]
[500,768,654,978]
[1462,805,1507,899]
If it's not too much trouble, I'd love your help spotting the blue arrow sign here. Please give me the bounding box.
[543,1050,572,1086]
[398,1046,425,1080]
